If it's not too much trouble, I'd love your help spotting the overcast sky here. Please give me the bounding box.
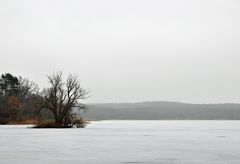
[0,0,240,103]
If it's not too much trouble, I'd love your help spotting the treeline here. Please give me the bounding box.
[0,72,88,128]
[0,73,41,124]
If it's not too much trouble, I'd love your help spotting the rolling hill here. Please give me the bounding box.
[78,101,240,120]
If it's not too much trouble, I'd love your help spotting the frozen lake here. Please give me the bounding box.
[0,121,240,164]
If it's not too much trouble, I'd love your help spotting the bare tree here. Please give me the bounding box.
[39,72,88,127]
[18,76,39,100]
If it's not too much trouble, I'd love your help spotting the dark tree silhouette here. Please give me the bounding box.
[39,72,88,127]
[0,73,20,96]
[0,73,39,122]
[0,73,20,121]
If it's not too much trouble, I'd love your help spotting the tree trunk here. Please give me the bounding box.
[52,111,61,125]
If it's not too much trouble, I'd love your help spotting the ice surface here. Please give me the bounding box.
[0,121,240,164]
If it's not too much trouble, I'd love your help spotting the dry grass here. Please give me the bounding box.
[33,118,89,128]
[1,119,39,125]
[0,118,90,128]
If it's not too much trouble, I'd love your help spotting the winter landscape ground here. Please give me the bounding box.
[1,121,240,164]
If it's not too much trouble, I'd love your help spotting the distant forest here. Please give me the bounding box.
[82,102,240,120]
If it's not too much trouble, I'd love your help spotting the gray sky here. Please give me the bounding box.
[0,0,240,103]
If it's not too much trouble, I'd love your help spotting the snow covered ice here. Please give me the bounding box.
[0,121,240,164]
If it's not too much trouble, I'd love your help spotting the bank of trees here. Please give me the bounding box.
[0,73,39,123]
[0,72,88,128]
